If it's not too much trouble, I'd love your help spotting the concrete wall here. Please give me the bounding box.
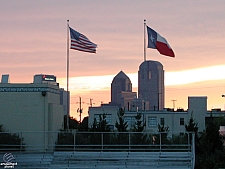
[0,83,64,151]
[188,96,207,132]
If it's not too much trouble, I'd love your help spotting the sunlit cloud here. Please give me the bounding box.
[58,65,225,93]
[166,65,225,86]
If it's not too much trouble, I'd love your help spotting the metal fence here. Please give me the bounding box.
[0,131,195,153]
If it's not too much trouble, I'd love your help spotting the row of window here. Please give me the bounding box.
[147,117,184,127]
[93,114,185,128]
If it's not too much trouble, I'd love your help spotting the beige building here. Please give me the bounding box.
[89,96,225,134]
[88,105,119,129]
[0,75,65,151]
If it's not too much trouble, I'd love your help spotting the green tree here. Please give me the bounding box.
[185,114,198,134]
[115,108,129,145]
[90,114,110,132]
[131,113,146,132]
[115,108,128,132]
[89,114,111,145]
[56,130,74,150]
[158,124,170,133]
[195,115,225,169]
[64,115,79,129]
[0,125,24,151]
[185,114,199,145]
[200,115,223,153]
[158,124,170,144]
[78,116,89,131]
[131,113,149,145]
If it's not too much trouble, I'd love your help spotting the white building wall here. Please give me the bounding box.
[0,83,64,151]
[188,96,207,132]
[88,96,209,134]
[88,106,119,128]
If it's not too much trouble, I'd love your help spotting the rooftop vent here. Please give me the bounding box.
[1,74,9,83]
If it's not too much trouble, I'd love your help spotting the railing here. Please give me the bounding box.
[0,131,195,169]
[0,131,195,153]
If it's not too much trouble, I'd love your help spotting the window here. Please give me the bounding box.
[180,118,184,125]
[148,71,151,79]
[160,118,165,125]
[124,116,136,128]
[148,117,157,128]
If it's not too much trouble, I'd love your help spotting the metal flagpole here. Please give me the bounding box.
[67,20,70,129]
[144,19,146,62]
[144,19,147,111]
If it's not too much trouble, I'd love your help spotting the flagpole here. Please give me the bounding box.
[144,19,146,62]
[66,20,70,129]
[144,19,147,112]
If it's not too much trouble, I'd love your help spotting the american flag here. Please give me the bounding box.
[69,27,97,53]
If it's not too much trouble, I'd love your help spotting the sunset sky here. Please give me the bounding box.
[1,1,225,120]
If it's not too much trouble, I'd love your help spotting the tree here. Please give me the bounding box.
[78,116,89,131]
[131,113,146,132]
[200,115,223,153]
[158,124,170,133]
[115,108,128,132]
[185,114,198,134]
[63,115,79,129]
[131,113,148,145]
[185,114,199,145]
[89,114,111,145]
[0,125,24,151]
[115,108,129,145]
[158,124,170,144]
[195,115,225,169]
[90,114,110,132]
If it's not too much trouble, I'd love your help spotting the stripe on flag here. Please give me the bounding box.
[69,27,97,53]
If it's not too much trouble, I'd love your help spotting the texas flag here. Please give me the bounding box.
[147,26,175,57]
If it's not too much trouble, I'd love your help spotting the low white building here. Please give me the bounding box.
[89,96,225,134]
[0,74,66,151]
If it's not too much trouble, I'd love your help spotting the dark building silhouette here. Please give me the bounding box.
[111,71,136,110]
[138,60,164,110]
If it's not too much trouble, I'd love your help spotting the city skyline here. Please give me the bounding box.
[1,1,225,120]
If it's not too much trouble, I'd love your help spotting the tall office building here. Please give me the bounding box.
[138,60,164,110]
[111,71,136,110]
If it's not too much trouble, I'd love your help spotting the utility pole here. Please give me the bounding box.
[90,98,93,107]
[171,100,177,110]
[77,97,83,123]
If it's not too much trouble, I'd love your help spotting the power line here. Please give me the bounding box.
[166,85,225,91]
